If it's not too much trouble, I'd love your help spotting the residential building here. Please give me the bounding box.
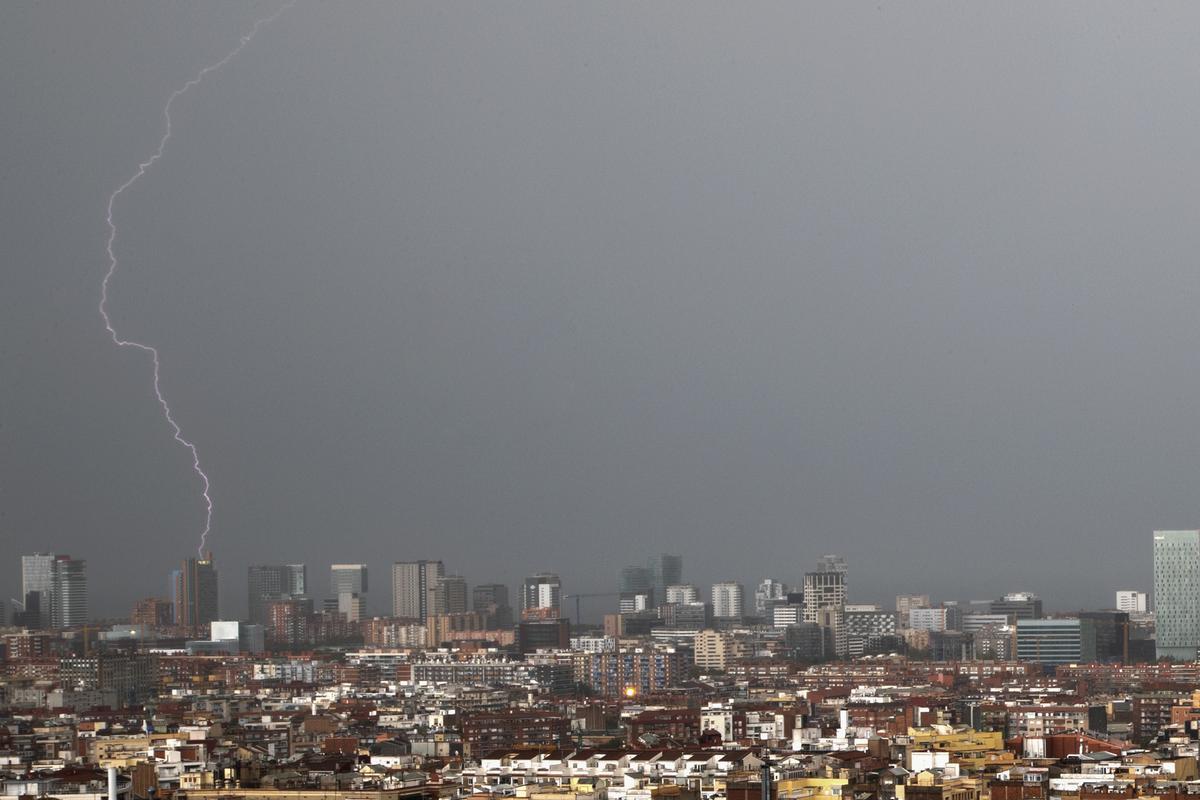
[909,607,948,632]
[391,560,444,621]
[802,556,847,625]
[694,629,749,670]
[712,582,744,619]
[665,584,699,604]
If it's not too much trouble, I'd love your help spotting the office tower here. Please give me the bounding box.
[1079,610,1131,664]
[754,579,787,615]
[472,583,513,628]
[431,575,468,615]
[665,584,699,604]
[1116,590,1148,615]
[391,560,444,620]
[1016,618,1083,665]
[522,573,562,616]
[248,565,294,626]
[174,555,219,633]
[711,582,744,618]
[248,564,307,626]
[990,592,1044,623]
[657,554,683,600]
[50,555,87,628]
[21,553,56,629]
[619,565,654,600]
[1154,530,1200,661]
[330,564,368,598]
[802,555,847,625]
[285,564,306,595]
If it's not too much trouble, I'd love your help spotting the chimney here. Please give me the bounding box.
[107,767,118,800]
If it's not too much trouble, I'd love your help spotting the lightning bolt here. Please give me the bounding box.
[100,2,293,556]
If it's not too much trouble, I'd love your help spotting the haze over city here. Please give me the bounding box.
[8,2,1200,618]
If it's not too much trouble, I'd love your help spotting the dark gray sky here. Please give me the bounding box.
[4,2,1200,620]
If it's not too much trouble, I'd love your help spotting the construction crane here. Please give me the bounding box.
[562,592,620,626]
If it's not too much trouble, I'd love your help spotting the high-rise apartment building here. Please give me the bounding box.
[711,582,744,619]
[174,555,219,633]
[802,556,847,625]
[908,607,948,632]
[330,564,368,598]
[522,573,562,616]
[665,584,699,604]
[1154,530,1200,661]
[247,564,307,626]
[1116,590,1148,615]
[392,560,444,620]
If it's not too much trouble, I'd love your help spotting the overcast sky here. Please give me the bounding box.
[4,2,1200,621]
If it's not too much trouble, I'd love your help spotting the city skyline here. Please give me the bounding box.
[9,4,1200,621]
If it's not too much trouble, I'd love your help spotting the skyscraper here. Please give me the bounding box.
[175,555,219,633]
[51,555,87,628]
[431,574,468,615]
[330,564,368,597]
[21,553,56,629]
[522,573,562,616]
[711,582,744,619]
[285,564,307,596]
[656,554,682,602]
[1154,530,1200,661]
[247,564,307,626]
[392,560,444,620]
[19,553,87,629]
[472,583,513,629]
[619,565,654,598]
